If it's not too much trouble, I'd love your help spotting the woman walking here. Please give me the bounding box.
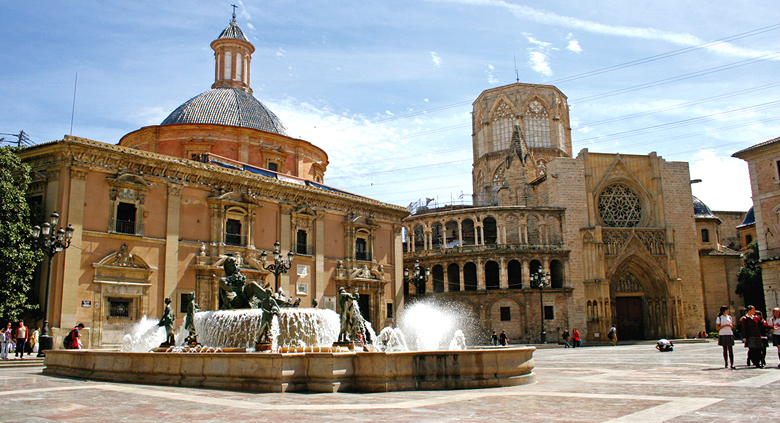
[769,309,780,368]
[715,306,735,369]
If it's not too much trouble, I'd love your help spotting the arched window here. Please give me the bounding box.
[432,265,445,293]
[447,263,460,292]
[525,100,550,148]
[464,262,478,291]
[701,228,710,243]
[462,219,475,245]
[508,260,522,289]
[483,217,498,244]
[485,261,500,290]
[492,101,513,151]
[550,259,564,288]
[224,51,232,80]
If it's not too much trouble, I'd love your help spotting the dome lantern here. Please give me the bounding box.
[210,13,254,93]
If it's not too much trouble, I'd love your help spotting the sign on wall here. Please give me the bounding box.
[81,300,91,308]
[296,282,309,296]
[297,264,308,277]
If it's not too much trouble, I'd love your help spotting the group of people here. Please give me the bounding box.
[490,330,508,346]
[716,305,780,369]
[562,328,582,348]
[0,322,40,359]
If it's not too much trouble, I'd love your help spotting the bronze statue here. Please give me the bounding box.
[183,297,199,346]
[217,256,300,310]
[337,287,359,343]
[158,297,175,346]
[257,292,279,345]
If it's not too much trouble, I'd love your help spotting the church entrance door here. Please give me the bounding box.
[615,296,644,340]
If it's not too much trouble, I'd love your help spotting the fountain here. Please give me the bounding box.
[43,262,535,392]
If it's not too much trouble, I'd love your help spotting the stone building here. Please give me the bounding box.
[733,136,780,310]
[404,82,740,342]
[18,18,408,348]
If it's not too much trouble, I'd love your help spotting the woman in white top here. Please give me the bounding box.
[715,305,735,369]
[769,308,780,368]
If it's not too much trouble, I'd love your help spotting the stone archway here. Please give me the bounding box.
[607,252,677,340]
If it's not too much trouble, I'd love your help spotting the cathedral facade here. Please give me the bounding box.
[403,83,738,342]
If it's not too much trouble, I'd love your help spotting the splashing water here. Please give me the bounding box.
[374,327,409,352]
[448,329,467,350]
[121,316,166,352]
[399,302,454,351]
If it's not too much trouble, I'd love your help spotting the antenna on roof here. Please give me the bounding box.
[513,55,519,83]
[231,4,237,22]
[70,72,78,136]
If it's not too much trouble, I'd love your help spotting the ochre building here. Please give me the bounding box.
[19,18,408,348]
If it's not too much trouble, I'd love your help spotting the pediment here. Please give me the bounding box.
[93,244,152,270]
[592,155,652,200]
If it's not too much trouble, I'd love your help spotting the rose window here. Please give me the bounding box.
[598,184,642,227]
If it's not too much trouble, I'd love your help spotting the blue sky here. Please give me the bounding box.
[2,1,779,212]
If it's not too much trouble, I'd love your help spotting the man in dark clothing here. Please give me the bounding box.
[741,306,764,368]
[499,330,507,346]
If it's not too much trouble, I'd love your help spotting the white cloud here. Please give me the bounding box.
[276,48,286,58]
[486,64,498,84]
[566,39,582,53]
[689,149,752,211]
[430,52,442,67]
[528,51,552,77]
[525,35,551,47]
[436,0,776,59]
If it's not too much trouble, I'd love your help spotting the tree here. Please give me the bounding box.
[0,146,41,322]
[736,240,766,312]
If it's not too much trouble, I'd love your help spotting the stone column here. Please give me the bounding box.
[164,184,182,300]
[477,259,486,290]
[315,218,326,305]
[459,263,465,292]
[499,257,508,289]
[522,260,530,287]
[280,210,292,294]
[60,167,88,329]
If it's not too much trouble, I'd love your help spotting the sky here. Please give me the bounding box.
[2,1,778,212]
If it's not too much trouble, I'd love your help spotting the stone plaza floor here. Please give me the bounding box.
[1,341,778,422]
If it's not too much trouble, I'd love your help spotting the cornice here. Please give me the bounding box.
[19,136,409,221]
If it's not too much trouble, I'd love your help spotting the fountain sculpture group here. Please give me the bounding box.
[43,258,536,392]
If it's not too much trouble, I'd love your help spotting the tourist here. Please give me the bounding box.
[741,306,764,368]
[491,331,498,346]
[655,339,673,352]
[770,308,780,368]
[608,326,617,346]
[0,323,11,359]
[499,330,507,346]
[572,328,581,348]
[715,306,735,369]
[755,310,771,367]
[29,326,39,355]
[562,329,571,348]
[65,323,85,350]
[14,322,27,359]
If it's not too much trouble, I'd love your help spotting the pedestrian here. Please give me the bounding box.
[14,321,27,359]
[608,326,618,346]
[655,339,673,352]
[769,308,780,368]
[562,329,571,348]
[499,330,507,346]
[491,330,498,346]
[0,323,11,360]
[29,327,39,355]
[741,305,764,368]
[715,305,735,369]
[572,328,581,348]
[64,323,85,350]
[756,310,770,367]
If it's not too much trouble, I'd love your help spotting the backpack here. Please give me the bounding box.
[63,329,74,349]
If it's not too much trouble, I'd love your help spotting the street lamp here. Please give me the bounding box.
[403,259,430,297]
[530,267,550,344]
[260,241,294,292]
[32,212,75,356]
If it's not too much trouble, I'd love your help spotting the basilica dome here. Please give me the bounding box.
[161,87,288,135]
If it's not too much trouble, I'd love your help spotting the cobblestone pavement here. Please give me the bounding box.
[1,341,778,422]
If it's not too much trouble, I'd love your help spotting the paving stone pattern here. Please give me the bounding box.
[1,342,779,422]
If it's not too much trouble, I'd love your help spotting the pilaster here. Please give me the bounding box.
[164,184,182,299]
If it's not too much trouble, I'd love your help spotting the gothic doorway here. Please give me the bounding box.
[614,296,644,340]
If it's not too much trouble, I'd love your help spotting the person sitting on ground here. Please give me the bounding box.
[656,339,673,352]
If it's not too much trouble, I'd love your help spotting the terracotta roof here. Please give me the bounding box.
[217,21,249,42]
[732,135,780,158]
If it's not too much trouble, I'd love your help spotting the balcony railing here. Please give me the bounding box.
[110,219,142,236]
[405,242,565,258]
[295,243,315,256]
[224,233,246,246]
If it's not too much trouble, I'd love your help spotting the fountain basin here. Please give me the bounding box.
[43,347,535,393]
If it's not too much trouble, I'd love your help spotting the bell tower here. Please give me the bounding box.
[211,9,255,93]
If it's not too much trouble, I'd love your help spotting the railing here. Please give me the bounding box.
[114,220,136,235]
[405,242,565,257]
[224,233,246,246]
[295,243,315,256]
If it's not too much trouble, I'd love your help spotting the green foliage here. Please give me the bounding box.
[0,146,41,322]
[736,240,766,312]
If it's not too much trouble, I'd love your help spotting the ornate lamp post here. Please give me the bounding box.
[260,241,294,292]
[31,212,74,356]
[530,268,550,344]
[404,259,430,298]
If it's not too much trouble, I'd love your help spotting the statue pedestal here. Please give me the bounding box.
[255,343,273,352]
[158,342,174,349]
